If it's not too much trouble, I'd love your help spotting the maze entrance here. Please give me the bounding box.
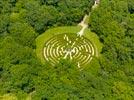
[43,33,95,68]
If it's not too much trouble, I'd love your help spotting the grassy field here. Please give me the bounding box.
[0,93,33,100]
[36,26,102,65]
[84,28,103,57]
[0,94,17,100]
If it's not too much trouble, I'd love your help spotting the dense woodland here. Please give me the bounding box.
[0,0,134,99]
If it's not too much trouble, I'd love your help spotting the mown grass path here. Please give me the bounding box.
[36,26,102,68]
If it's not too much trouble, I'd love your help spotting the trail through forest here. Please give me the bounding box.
[77,0,100,36]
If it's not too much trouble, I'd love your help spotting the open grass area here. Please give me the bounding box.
[0,93,33,100]
[0,94,17,100]
[36,26,102,66]
[36,26,81,64]
[84,28,103,57]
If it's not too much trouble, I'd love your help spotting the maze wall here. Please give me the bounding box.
[43,33,95,68]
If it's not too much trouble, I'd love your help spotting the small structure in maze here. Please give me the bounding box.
[43,33,95,68]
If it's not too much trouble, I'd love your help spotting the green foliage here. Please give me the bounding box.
[9,64,34,92]
[13,0,93,33]
[22,4,59,32]
[8,21,38,47]
[0,0,14,13]
[89,0,134,99]
[90,0,134,64]
[31,59,111,100]
[112,81,134,100]
[0,14,9,34]
[128,0,134,14]
[0,36,41,95]
[0,0,134,99]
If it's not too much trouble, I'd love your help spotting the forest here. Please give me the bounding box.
[0,0,134,100]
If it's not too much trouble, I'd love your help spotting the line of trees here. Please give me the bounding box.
[90,0,134,99]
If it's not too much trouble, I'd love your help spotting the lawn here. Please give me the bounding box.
[36,26,102,66]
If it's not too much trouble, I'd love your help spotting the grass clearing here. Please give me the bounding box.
[36,26,102,66]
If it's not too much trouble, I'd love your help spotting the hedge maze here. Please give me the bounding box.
[36,26,102,68]
[43,33,95,68]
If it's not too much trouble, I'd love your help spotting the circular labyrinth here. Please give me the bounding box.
[43,33,96,68]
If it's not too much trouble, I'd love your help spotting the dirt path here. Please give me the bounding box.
[77,15,88,37]
[77,0,100,37]
[76,0,100,66]
[92,0,100,9]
